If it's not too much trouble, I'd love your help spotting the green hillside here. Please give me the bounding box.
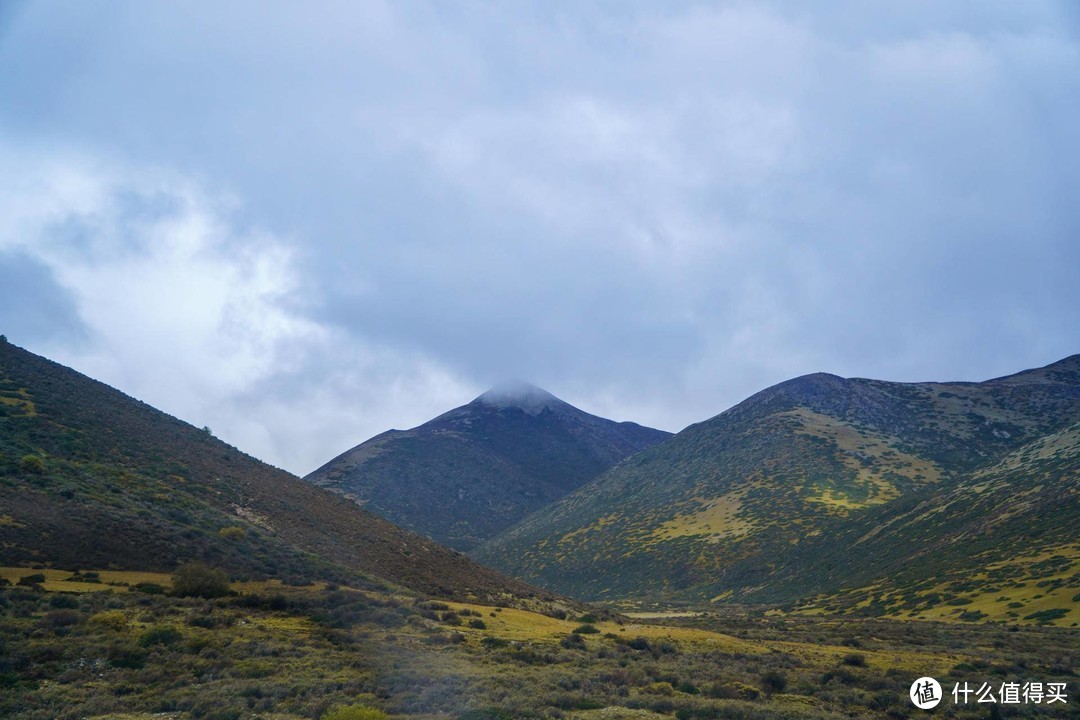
[305,382,669,550]
[773,422,1080,624]
[0,339,551,606]
[473,357,1080,608]
[2,339,1077,720]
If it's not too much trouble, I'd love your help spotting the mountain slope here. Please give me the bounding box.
[473,356,1080,602]
[304,381,670,550]
[773,421,1080,622]
[0,339,553,605]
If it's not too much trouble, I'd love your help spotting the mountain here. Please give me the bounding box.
[772,420,1080,622]
[0,339,556,606]
[304,381,670,550]
[473,356,1080,605]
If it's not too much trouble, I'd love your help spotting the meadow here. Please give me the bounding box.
[2,567,1076,719]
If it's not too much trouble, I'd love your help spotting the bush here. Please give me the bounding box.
[842,653,866,667]
[17,573,46,587]
[468,618,487,629]
[134,582,166,595]
[44,609,82,627]
[89,610,128,631]
[561,633,586,649]
[138,625,182,647]
[171,563,230,598]
[20,455,45,474]
[322,704,389,720]
[572,624,600,634]
[1023,608,1068,623]
[760,669,788,695]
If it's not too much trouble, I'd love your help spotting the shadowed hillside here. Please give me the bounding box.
[305,381,670,550]
[0,339,555,606]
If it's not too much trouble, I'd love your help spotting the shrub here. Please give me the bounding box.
[322,703,389,720]
[760,669,788,695]
[49,594,79,608]
[171,563,230,598]
[1023,608,1069,623]
[134,582,166,595]
[20,455,45,474]
[468,618,487,629]
[561,633,586,649]
[572,624,600,634]
[842,653,866,667]
[17,573,46,587]
[138,625,182,647]
[89,610,128,631]
[44,609,82,627]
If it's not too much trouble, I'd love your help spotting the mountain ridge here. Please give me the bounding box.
[474,355,1080,607]
[304,383,671,551]
[0,339,559,607]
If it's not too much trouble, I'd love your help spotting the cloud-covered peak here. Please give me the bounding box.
[474,381,566,415]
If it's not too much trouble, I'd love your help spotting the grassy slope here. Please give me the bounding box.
[473,357,1080,606]
[0,340,553,607]
[3,572,1076,720]
[777,424,1080,625]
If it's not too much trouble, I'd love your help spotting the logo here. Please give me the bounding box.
[911,677,942,709]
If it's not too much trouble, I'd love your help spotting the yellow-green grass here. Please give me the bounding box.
[0,567,172,593]
[771,638,963,677]
[0,567,338,596]
[782,408,938,506]
[906,575,1078,626]
[0,387,37,415]
[623,611,703,620]
[791,544,1080,627]
[650,491,751,542]
[231,578,327,593]
[568,709,672,720]
[443,600,764,654]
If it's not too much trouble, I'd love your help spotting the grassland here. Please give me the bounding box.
[2,570,1077,719]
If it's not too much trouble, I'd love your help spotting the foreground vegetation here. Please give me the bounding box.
[2,568,1076,719]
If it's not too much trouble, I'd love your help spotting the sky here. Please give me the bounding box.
[1,1,1078,475]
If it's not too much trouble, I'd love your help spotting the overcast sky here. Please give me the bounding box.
[1,1,1078,475]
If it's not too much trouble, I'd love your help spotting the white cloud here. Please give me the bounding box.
[0,1,1077,459]
[0,146,477,474]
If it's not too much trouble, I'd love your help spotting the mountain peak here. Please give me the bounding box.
[474,381,566,415]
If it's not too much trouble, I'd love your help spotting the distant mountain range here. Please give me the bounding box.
[304,381,670,550]
[0,340,554,607]
[5,335,1076,626]
[473,356,1080,622]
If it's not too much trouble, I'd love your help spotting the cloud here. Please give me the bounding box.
[0,146,475,473]
[0,2,1078,459]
